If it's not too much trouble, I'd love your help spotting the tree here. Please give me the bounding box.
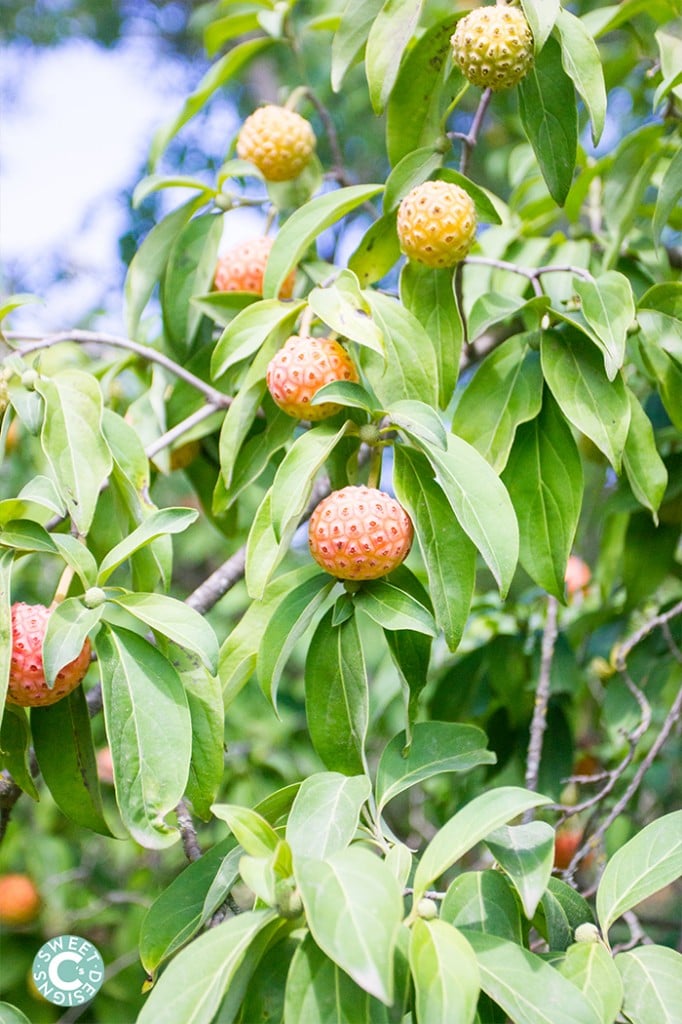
[1,1,681,1022]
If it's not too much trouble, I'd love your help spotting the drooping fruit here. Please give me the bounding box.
[0,873,42,926]
[6,602,91,708]
[309,486,414,581]
[236,105,316,182]
[451,5,534,92]
[213,236,296,298]
[565,555,591,597]
[266,335,359,421]
[397,180,477,268]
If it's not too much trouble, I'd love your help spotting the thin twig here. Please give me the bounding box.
[523,595,559,819]
[176,798,202,862]
[465,256,595,284]
[145,403,222,462]
[457,88,493,177]
[6,329,231,409]
[612,599,682,670]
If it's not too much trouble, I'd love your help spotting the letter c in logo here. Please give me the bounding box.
[48,951,82,992]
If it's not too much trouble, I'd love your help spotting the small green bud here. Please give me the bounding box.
[21,369,39,390]
[574,922,601,944]
[416,898,439,920]
[275,877,303,920]
[83,587,107,609]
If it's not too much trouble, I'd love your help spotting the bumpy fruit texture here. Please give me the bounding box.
[451,5,534,92]
[0,873,42,926]
[6,602,91,708]
[397,180,477,268]
[266,335,359,421]
[213,237,296,299]
[236,105,316,182]
[309,486,414,581]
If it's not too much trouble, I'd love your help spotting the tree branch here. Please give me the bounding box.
[523,595,559,818]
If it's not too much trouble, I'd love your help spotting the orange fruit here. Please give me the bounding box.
[451,5,534,92]
[213,237,296,299]
[236,105,315,182]
[6,602,91,707]
[266,335,358,421]
[309,486,414,581]
[397,180,477,268]
[0,874,42,926]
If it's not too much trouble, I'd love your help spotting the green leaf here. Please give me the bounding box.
[638,339,682,431]
[413,787,550,900]
[331,0,382,88]
[245,490,302,600]
[559,942,623,1024]
[96,625,191,848]
[347,212,401,287]
[42,598,100,685]
[211,803,280,858]
[218,333,283,493]
[365,0,425,113]
[162,212,223,354]
[638,282,682,362]
[51,534,98,590]
[555,9,606,146]
[485,822,555,919]
[0,706,38,800]
[132,174,214,208]
[286,772,371,860]
[312,380,378,414]
[97,507,198,584]
[210,298,306,380]
[386,15,461,167]
[410,920,479,1024]
[425,434,519,597]
[393,446,476,650]
[616,945,682,1024]
[0,1003,33,1024]
[307,270,385,357]
[573,271,635,381]
[271,421,351,542]
[385,400,447,452]
[440,871,523,944]
[263,185,384,299]
[31,687,112,836]
[384,627,432,741]
[257,573,334,709]
[384,147,444,213]
[653,147,682,248]
[520,0,560,51]
[502,392,583,600]
[462,930,601,1024]
[538,878,595,952]
[541,329,631,471]
[0,519,58,553]
[518,37,577,206]
[125,196,205,338]
[623,391,668,522]
[150,37,275,167]
[284,933,391,1024]
[36,370,113,535]
[305,609,368,776]
[452,335,543,473]
[219,566,321,707]
[595,810,682,937]
[363,291,439,406]
[400,264,463,408]
[376,722,494,814]
[602,124,663,270]
[174,647,224,822]
[109,593,219,674]
[354,580,437,637]
[295,845,403,1004]
[137,909,281,1024]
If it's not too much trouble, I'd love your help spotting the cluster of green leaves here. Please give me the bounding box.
[135,754,682,1024]
[1,0,681,1021]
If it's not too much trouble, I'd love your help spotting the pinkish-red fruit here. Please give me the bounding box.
[6,603,91,708]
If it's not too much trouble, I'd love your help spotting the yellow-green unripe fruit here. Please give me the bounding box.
[451,6,534,92]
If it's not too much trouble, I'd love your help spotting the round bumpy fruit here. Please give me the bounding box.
[236,105,316,182]
[309,486,414,581]
[451,5,534,92]
[0,873,42,926]
[266,335,359,421]
[6,602,91,708]
[213,237,296,299]
[397,180,477,268]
